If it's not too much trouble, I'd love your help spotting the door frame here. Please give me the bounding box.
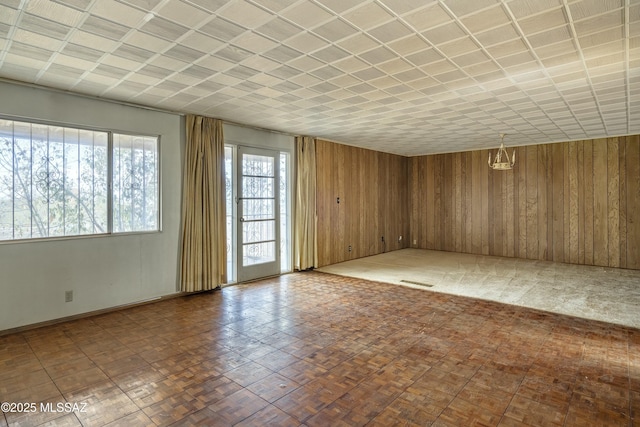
[235,145,281,283]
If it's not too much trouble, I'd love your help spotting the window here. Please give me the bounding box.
[113,133,159,233]
[0,118,159,241]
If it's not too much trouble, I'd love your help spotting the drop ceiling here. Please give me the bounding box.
[0,0,638,156]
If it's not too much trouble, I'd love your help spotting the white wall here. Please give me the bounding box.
[0,81,183,331]
[224,122,294,151]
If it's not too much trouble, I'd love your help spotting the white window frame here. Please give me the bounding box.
[0,116,161,243]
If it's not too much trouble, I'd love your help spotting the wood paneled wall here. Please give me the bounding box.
[409,135,640,269]
[316,140,409,267]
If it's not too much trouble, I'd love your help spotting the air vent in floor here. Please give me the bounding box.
[400,280,433,288]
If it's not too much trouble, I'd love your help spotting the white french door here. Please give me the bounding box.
[235,146,281,282]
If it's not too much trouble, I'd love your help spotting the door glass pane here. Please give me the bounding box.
[242,176,273,198]
[242,154,274,176]
[243,241,275,266]
[242,220,275,243]
[242,199,274,220]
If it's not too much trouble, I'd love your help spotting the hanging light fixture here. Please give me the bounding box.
[488,133,515,170]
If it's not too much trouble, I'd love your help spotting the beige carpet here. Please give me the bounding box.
[318,248,640,329]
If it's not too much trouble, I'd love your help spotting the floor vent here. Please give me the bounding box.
[400,280,434,288]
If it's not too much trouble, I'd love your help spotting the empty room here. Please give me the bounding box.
[0,0,639,426]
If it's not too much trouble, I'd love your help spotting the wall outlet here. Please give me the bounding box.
[348,245,352,252]
[413,239,417,245]
[65,290,73,302]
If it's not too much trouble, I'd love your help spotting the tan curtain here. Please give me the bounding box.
[180,115,227,292]
[294,136,318,270]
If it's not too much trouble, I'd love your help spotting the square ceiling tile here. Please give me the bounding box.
[282,1,333,28]
[403,3,452,31]
[256,16,301,40]
[89,0,144,26]
[313,17,358,42]
[422,21,467,44]
[517,7,567,35]
[218,0,274,28]
[368,20,413,43]
[461,4,511,33]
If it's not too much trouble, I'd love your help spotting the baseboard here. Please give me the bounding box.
[0,291,197,337]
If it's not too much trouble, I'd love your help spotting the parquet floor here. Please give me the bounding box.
[1,271,638,426]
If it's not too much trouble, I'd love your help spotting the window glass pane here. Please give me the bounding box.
[113,133,159,233]
[0,120,14,240]
[0,119,108,241]
[12,121,33,239]
[224,146,234,282]
[280,152,290,273]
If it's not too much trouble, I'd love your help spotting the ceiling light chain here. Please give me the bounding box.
[488,133,515,170]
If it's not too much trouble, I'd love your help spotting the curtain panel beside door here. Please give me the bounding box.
[294,136,318,270]
[180,115,227,292]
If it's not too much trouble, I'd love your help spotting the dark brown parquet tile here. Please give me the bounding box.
[246,372,300,403]
[140,390,206,426]
[184,374,243,407]
[125,376,186,408]
[54,366,111,394]
[277,358,328,386]
[436,397,503,426]
[457,380,513,415]
[366,392,442,427]
[223,360,274,387]
[502,394,567,426]
[0,378,59,404]
[514,372,574,410]
[44,355,97,379]
[34,413,82,426]
[207,388,270,425]
[110,365,165,392]
[165,408,219,427]
[0,271,638,426]
[0,368,54,396]
[63,380,139,426]
[255,348,300,372]
[4,395,69,427]
[564,388,631,426]
[149,351,199,377]
[102,410,155,427]
[234,404,302,427]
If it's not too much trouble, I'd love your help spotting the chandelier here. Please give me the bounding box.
[488,134,515,170]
